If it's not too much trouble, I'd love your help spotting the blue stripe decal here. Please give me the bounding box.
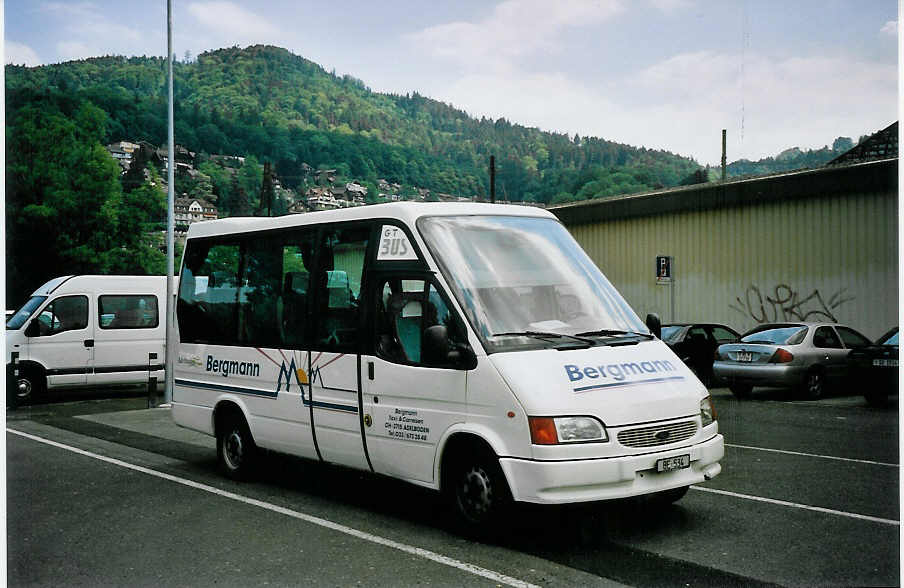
[573,375,686,393]
[174,378,358,413]
[176,378,279,398]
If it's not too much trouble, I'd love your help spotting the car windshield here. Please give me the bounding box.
[881,330,899,346]
[418,215,647,352]
[661,326,683,343]
[741,325,807,345]
[6,296,47,330]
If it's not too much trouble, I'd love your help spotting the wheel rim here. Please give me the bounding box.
[16,377,32,400]
[807,373,823,398]
[223,429,244,471]
[457,465,494,522]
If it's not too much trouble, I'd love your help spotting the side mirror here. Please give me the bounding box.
[423,325,478,370]
[645,313,662,339]
[24,319,41,338]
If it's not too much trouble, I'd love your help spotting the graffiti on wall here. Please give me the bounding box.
[729,284,855,324]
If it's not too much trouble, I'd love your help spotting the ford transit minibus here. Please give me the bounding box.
[172,203,723,529]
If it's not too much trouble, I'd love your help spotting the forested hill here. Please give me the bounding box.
[6,44,701,204]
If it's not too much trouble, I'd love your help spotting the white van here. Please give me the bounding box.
[172,203,723,529]
[6,275,168,402]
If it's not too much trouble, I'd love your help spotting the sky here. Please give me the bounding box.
[4,0,899,165]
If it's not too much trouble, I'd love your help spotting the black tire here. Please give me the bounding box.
[801,369,826,400]
[216,412,258,481]
[730,384,752,399]
[11,366,46,405]
[864,390,889,408]
[445,447,512,534]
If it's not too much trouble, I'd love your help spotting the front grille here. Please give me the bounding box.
[617,420,698,448]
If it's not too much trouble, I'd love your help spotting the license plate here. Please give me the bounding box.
[873,359,898,367]
[736,351,753,362]
[656,454,690,472]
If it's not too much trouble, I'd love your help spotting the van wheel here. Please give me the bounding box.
[217,413,257,481]
[729,384,752,399]
[13,367,45,405]
[447,449,511,533]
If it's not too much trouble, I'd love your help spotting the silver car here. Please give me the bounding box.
[713,322,872,399]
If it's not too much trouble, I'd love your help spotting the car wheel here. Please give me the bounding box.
[447,449,511,533]
[730,384,752,399]
[864,390,889,408]
[217,413,258,481]
[802,370,826,400]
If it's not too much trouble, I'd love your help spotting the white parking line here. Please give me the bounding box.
[7,428,539,588]
[725,443,899,468]
[691,486,899,526]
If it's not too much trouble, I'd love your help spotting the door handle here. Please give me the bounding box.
[84,339,94,348]
[368,361,374,380]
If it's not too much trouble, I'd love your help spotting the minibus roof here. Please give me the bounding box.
[184,202,555,240]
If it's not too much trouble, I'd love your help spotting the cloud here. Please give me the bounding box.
[5,41,42,66]
[624,51,898,163]
[41,2,143,44]
[407,0,624,72]
[56,41,97,62]
[650,0,694,14]
[880,20,897,36]
[186,2,282,39]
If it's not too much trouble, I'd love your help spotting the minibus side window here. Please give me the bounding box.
[35,295,88,336]
[315,226,368,350]
[375,278,467,368]
[178,241,241,344]
[277,232,316,348]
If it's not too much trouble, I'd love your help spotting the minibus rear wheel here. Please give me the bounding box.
[216,410,258,481]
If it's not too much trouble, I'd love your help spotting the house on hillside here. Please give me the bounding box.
[106,140,141,173]
[175,196,218,231]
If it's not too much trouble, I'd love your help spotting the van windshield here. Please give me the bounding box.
[7,296,47,330]
[418,215,647,352]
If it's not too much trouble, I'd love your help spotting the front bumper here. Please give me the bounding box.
[499,433,724,504]
[712,362,807,388]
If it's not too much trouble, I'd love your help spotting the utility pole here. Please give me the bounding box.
[164,0,175,405]
[489,155,495,203]
[721,129,727,181]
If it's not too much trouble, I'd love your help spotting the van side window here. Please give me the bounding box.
[37,295,88,336]
[375,278,467,368]
[315,226,368,349]
[178,241,242,345]
[99,295,159,329]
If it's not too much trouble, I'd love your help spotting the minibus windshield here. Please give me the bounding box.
[419,215,647,352]
[7,296,47,330]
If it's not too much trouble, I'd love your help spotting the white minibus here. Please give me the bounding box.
[173,202,723,529]
[6,275,168,402]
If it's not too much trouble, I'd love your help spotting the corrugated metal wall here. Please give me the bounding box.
[566,190,898,339]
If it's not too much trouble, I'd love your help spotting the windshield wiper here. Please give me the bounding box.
[576,329,654,340]
[491,331,595,346]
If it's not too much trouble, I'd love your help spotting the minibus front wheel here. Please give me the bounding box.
[443,440,512,532]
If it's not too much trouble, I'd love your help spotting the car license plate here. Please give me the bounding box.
[873,359,899,367]
[736,351,753,362]
[656,454,690,473]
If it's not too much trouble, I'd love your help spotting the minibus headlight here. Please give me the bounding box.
[700,396,716,427]
[529,416,608,444]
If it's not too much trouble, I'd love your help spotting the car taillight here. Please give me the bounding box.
[770,348,794,363]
